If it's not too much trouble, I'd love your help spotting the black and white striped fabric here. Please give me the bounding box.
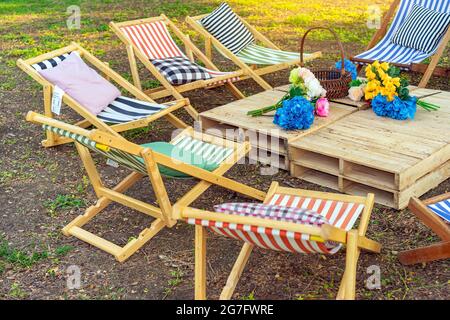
[200,2,254,54]
[97,96,170,124]
[31,53,71,71]
[31,53,169,124]
[151,57,212,85]
[391,4,450,54]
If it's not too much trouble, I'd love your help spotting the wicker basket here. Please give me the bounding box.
[300,27,352,99]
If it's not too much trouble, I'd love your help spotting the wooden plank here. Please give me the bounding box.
[344,181,395,208]
[194,225,207,300]
[399,144,450,190]
[68,226,122,257]
[219,243,253,300]
[290,133,415,172]
[398,241,450,265]
[397,160,450,209]
[290,164,340,191]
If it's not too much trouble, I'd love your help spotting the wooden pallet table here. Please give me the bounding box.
[289,88,450,209]
[199,87,356,170]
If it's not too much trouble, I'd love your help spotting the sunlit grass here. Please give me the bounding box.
[222,0,390,44]
[3,0,447,89]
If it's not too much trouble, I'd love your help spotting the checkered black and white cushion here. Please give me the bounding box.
[200,2,255,55]
[151,57,212,85]
[214,202,329,227]
[391,4,450,54]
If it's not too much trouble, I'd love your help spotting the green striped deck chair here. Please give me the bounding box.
[186,3,321,90]
[26,111,266,262]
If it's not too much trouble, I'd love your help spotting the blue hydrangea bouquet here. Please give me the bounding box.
[247,67,330,130]
[349,61,440,120]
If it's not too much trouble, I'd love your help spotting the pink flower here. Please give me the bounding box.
[298,67,314,80]
[315,97,330,117]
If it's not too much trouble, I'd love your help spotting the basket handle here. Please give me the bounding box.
[300,27,346,75]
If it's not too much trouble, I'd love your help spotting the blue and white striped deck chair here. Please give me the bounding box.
[352,0,450,88]
[25,111,265,262]
[399,193,450,265]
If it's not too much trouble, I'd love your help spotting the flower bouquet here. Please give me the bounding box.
[348,61,439,120]
[246,67,329,130]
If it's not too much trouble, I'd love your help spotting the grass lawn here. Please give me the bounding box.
[0,0,448,300]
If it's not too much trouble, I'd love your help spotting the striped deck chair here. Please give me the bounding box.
[399,193,450,265]
[186,3,322,91]
[17,43,197,148]
[110,15,246,101]
[352,0,450,88]
[176,182,381,300]
[26,111,266,262]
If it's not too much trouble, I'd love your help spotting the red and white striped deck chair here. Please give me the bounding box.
[110,15,246,104]
[176,182,381,300]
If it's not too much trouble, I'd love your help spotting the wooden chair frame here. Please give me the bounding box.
[398,193,450,265]
[175,182,381,300]
[186,14,322,91]
[352,0,450,88]
[26,111,266,262]
[109,15,246,101]
[17,42,197,148]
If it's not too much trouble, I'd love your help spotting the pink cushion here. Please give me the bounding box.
[38,53,121,115]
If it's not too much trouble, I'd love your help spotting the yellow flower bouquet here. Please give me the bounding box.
[362,61,439,120]
[364,61,404,102]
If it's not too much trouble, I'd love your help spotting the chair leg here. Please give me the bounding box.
[219,242,253,300]
[339,230,359,300]
[62,196,111,236]
[195,225,207,300]
[418,55,439,88]
[225,82,246,99]
[398,241,450,265]
[116,218,166,262]
[41,85,62,147]
[418,27,450,88]
[184,104,200,121]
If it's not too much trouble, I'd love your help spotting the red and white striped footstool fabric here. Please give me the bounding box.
[205,69,240,86]
[187,193,365,255]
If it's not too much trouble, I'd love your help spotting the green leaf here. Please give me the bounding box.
[349,79,363,87]
[289,85,306,97]
[387,66,400,77]
[398,87,410,100]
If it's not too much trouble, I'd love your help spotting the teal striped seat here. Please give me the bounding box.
[43,125,234,178]
[236,43,303,65]
[196,20,310,66]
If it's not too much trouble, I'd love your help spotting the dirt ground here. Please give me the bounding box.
[0,0,449,300]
